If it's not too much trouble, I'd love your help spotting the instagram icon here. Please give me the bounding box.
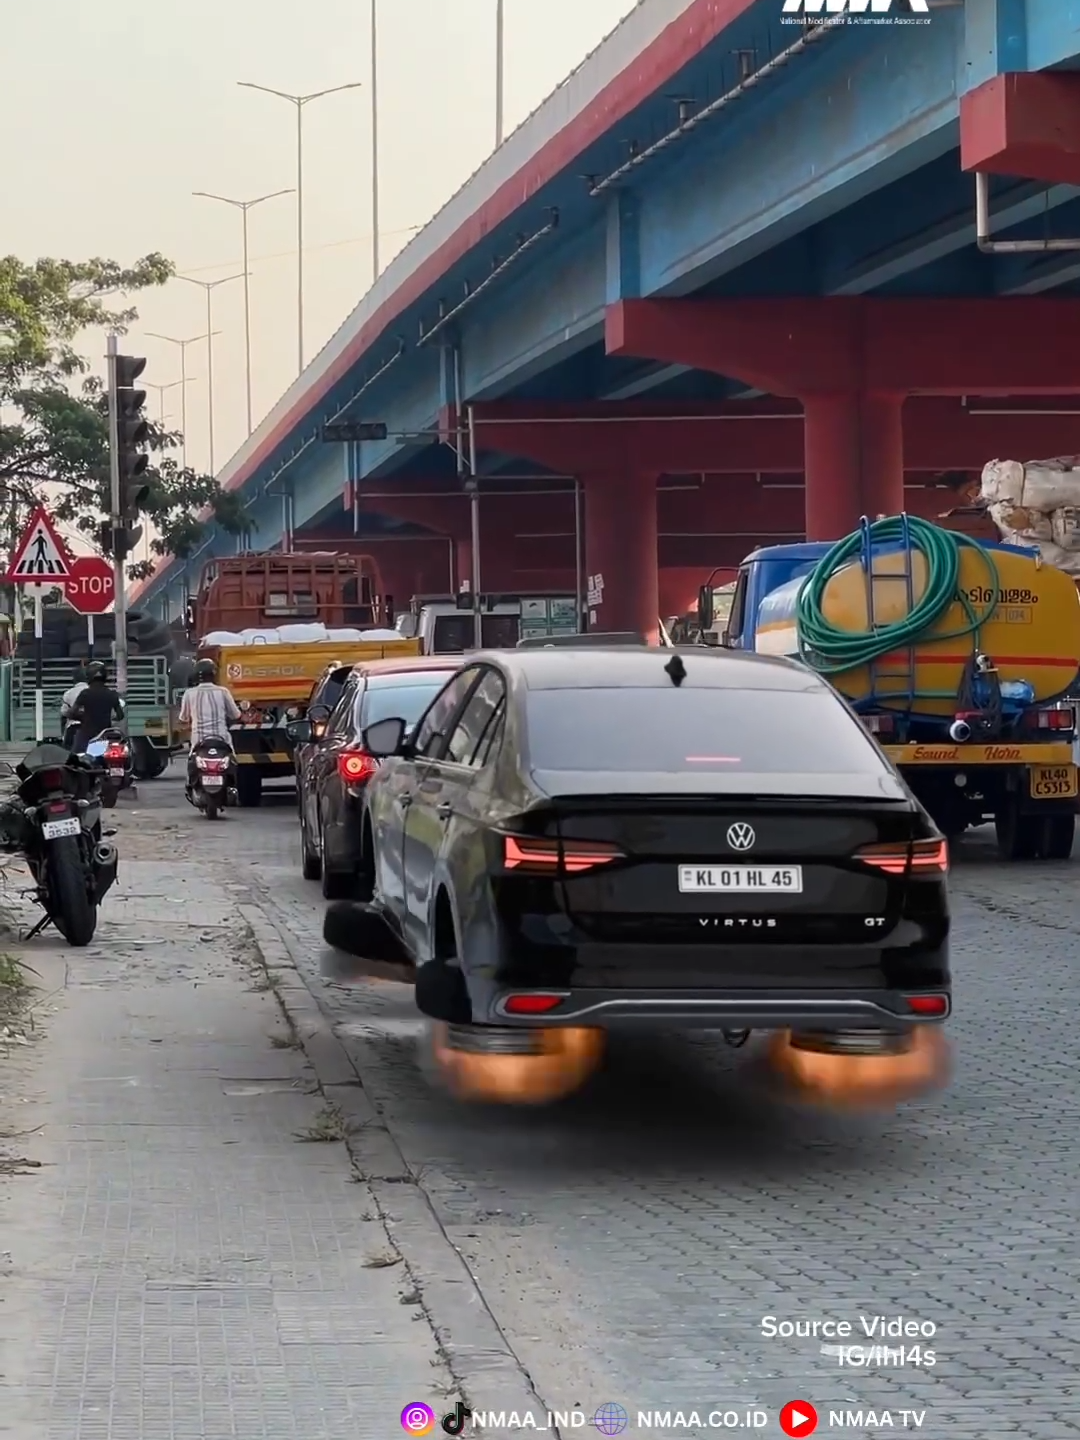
[401,1402,436,1435]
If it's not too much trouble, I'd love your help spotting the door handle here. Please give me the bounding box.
[436,802,452,819]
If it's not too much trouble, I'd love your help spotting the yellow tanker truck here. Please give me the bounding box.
[699,515,1080,860]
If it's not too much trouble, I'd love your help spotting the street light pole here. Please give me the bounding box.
[146,332,218,471]
[177,274,246,476]
[146,377,190,428]
[496,0,505,147]
[371,0,380,281]
[192,189,294,435]
[237,80,363,374]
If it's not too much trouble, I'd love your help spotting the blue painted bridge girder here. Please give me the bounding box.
[135,0,1080,613]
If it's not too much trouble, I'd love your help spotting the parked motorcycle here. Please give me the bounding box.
[0,742,118,946]
[185,736,236,819]
[85,728,134,809]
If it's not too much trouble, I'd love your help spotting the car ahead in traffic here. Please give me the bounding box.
[334,646,951,1103]
[292,662,355,797]
[291,656,457,899]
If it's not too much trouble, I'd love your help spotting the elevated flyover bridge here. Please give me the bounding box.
[134,0,1080,640]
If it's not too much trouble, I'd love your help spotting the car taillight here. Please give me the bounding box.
[855,838,949,875]
[338,751,378,784]
[503,993,565,1015]
[502,836,622,873]
[861,713,896,738]
[906,994,949,1017]
[1025,707,1074,731]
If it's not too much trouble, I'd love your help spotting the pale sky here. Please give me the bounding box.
[5,0,639,502]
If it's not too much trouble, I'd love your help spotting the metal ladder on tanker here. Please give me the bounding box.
[860,513,918,715]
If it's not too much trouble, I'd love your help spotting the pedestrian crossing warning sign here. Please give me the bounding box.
[4,506,74,581]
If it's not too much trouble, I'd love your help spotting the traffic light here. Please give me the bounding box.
[115,354,150,520]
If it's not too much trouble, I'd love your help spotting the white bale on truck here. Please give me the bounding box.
[980,456,1080,577]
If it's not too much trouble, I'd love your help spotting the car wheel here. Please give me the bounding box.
[300,803,322,880]
[318,814,355,899]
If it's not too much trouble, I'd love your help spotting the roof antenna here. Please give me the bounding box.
[664,654,686,687]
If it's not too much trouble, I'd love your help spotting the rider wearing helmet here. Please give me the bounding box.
[67,661,124,753]
[179,658,241,790]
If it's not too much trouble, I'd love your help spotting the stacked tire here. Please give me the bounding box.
[14,606,178,663]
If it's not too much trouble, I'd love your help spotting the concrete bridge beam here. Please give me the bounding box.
[961,72,1080,188]
[608,297,1080,537]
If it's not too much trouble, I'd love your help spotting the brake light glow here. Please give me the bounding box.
[40,769,65,791]
[1025,707,1074,731]
[502,836,622,873]
[503,993,565,1015]
[196,758,228,773]
[105,745,128,761]
[338,751,378,784]
[906,994,949,1017]
[855,838,949,875]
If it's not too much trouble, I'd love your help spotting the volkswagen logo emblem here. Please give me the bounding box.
[726,822,756,851]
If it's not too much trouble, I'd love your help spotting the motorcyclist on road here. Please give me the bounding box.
[67,661,124,754]
[179,659,241,791]
[60,666,88,748]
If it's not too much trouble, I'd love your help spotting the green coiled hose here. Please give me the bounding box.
[794,516,1000,686]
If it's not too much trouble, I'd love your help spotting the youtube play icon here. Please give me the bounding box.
[779,1400,818,1437]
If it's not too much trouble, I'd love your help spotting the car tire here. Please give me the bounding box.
[994,799,1040,860]
[300,804,322,881]
[318,813,354,899]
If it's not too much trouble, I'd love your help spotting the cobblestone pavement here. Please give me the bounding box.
[0,793,456,1439]
[5,772,1079,1439]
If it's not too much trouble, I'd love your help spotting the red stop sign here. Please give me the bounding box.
[65,555,115,614]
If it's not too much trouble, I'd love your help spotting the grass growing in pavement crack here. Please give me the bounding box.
[269,1032,301,1050]
[295,1103,350,1142]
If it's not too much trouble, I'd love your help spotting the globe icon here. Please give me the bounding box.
[591,1403,629,1436]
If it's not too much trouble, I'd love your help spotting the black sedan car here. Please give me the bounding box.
[350,646,951,1050]
[294,656,458,898]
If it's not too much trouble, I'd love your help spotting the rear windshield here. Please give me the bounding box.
[525,686,887,773]
[432,613,520,652]
[358,675,454,730]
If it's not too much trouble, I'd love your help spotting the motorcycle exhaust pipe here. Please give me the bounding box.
[948,719,971,743]
[94,841,118,869]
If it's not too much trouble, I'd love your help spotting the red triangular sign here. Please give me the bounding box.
[5,506,74,581]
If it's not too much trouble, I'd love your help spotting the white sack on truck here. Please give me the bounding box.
[980,456,1080,577]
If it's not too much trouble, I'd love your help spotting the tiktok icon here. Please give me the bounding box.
[441,1401,472,1435]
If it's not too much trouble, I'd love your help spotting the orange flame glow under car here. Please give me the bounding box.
[429,1024,606,1105]
[766,1026,952,1109]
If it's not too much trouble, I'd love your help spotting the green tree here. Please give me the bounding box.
[0,253,252,586]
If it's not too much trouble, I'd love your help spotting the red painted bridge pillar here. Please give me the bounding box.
[804,393,905,539]
[582,471,659,642]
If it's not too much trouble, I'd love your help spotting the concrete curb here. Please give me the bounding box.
[238,902,555,1433]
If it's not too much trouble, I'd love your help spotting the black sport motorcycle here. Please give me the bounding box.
[185,736,237,819]
[0,741,119,946]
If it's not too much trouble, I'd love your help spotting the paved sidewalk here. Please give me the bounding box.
[0,858,453,1440]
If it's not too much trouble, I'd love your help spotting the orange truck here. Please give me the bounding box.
[189,553,420,806]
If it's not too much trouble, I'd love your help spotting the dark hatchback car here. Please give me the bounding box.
[352,647,951,1041]
[293,657,457,898]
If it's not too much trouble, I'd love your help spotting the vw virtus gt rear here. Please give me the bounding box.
[354,648,951,1106]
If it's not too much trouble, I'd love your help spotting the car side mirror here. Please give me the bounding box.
[286,720,312,743]
[698,585,714,631]
[362,716,407,758]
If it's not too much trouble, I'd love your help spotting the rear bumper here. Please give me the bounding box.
[487,988,950,1031]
